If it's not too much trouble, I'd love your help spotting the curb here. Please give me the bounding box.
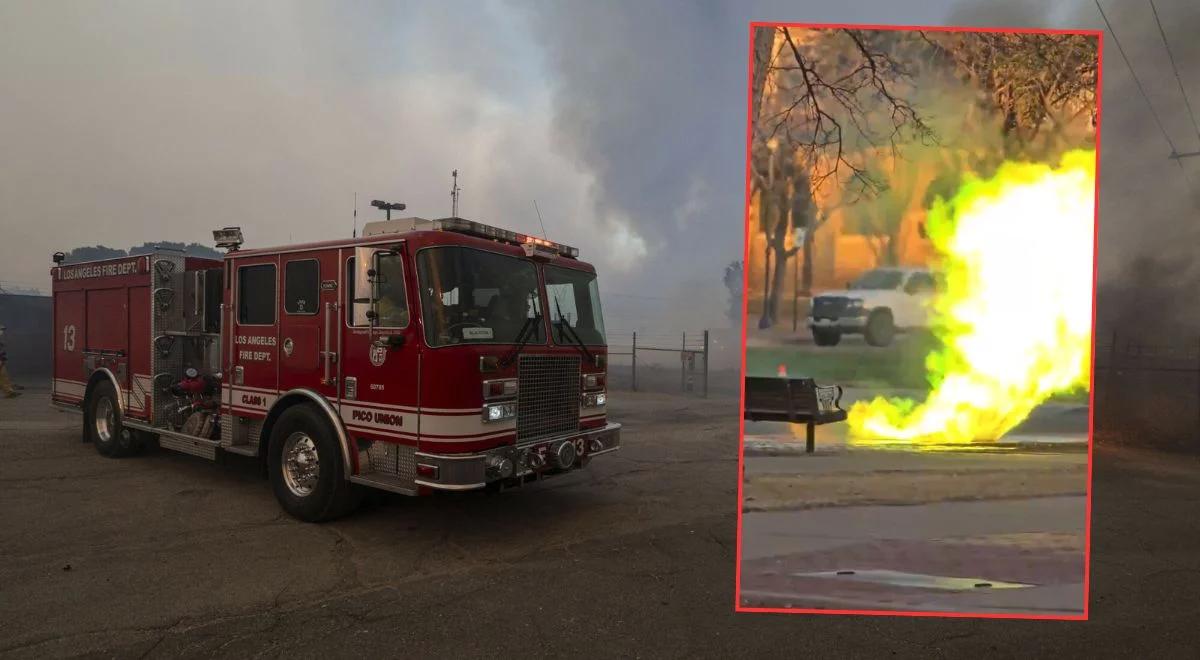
[743,435,1089,456]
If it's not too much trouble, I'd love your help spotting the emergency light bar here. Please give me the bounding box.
[213,227,244,251]
[432,217,579,259]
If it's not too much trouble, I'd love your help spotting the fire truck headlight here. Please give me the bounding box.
[482,402,516,423]
[581,391,606,408]
[582,373,606,391]
[596,392,606,407]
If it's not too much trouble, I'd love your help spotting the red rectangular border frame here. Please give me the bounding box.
[734,21,1103,621]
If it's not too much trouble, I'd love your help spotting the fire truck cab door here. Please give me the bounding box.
[277,251,341,400]
[230,255,281,413]
[338,245,420,445]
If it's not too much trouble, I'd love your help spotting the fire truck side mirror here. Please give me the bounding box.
[353,247,380,324]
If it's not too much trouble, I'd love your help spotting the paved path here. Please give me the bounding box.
[3,390,1200,656]
[740,497,1086,615]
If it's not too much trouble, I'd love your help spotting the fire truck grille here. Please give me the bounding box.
[517,354,581,442]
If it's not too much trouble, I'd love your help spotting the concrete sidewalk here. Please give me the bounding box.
[740,497,1087,615]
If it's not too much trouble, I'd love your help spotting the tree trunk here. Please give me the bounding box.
[764,209,794,327]
[801,230,815,296]
[751,27,775,129]
[768,248,789,325]
[884,233,899,266]
[759,240,772,328]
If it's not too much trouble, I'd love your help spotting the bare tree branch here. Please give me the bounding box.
[758,27,938,198]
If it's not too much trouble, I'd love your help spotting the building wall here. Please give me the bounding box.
[0,294,52,381]
[746,202,935,312]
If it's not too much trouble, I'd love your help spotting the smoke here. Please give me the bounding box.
[513,0,980,332]
[3,0,1195,338]
[1086,0,1200,340]
[0,1,668,312]
[940,0,1200,341]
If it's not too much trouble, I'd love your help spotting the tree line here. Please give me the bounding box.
[61,242,223,265]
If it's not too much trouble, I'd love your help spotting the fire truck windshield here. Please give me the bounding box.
[545,265,606,346]
[417,246,544,347]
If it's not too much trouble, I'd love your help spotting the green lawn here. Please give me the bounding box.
[745,335,1092,405]
[745,337,935,389]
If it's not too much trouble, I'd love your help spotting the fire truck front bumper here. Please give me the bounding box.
[807,315,868,331]
[413,423,622,491]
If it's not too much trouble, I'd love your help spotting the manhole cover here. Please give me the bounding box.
[790,569,1034,590]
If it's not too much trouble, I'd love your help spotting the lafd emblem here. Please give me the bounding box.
[369,344,387,367]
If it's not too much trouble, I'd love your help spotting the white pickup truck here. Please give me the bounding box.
[807,267,936,347]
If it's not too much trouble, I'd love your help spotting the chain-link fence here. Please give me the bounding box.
[0,293,51,381]
[605,328,742,397]
[606,330,712,396]
[1094,331,1200,451]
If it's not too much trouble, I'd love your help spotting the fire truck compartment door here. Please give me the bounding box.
[278,254,339,399]
[282,326,319,370]
[231,259,281,404]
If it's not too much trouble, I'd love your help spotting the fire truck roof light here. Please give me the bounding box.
[433,217,579,259]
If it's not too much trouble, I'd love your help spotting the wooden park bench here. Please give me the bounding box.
[743,376,847,453]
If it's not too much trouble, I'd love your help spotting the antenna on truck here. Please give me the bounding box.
[353,192,358,238]
[533,200,548,239]
[450,170,462,218]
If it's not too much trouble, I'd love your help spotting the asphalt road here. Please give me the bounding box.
[741,497,1086,614]
[740,450,1087,615]
[2,387,1200,658]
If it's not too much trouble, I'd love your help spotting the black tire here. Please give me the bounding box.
[812,328,842,347]
[865,310,895,347]
[85,381,141,458]
[268,405,363,522]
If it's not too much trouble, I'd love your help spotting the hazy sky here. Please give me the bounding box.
[2,0,1198,333]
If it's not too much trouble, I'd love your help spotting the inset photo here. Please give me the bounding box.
[737,23,1100,618]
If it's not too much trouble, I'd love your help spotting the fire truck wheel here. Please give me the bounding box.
[268,405,362,522]
[86,381,141,458]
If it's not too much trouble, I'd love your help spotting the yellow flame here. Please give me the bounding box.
[847,150,1095,445]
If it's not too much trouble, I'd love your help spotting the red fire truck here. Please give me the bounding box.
[50,216,620,521]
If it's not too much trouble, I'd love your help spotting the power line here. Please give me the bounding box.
[1149,0,1200,148]
[1095,1,1178,155]
[1096,0,1200,204]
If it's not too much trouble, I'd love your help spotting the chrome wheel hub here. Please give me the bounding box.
[95,398,115,442]
[282,432,320,497]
